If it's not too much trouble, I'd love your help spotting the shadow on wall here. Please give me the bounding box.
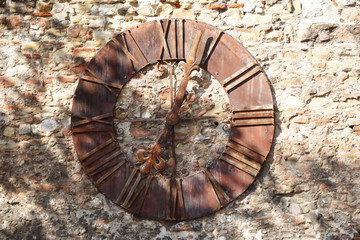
[1,35,360,239]
[0,38,98,238]
[0,2,359,239]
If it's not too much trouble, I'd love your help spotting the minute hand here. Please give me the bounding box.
[170,31,203,117]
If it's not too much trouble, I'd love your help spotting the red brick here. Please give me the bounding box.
[38,184,54,192]
[43,76,54,87]
[229,3,244,8]
[293,117,309,124]
[208,4,227,11]
[354,125,360,135]
[58,76,77,83]
[280,51,302,60]
[26,78,41,87]
[312,118,332,123]
[130,128,151,137]
[38,18,50,28]
[32,54,41,59]
[33,12,52,17]
[71,48,96,58]
[0,76,14,88]
[334,27,356,42]
[67,25,81,38]
[83,33,92,40]
[56,183,70,194]
[7,16,22,29]
[79,26,89,37]
[3,95,23,110]
[71,62,87,74]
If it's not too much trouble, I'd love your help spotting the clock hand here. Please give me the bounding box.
[169,31,203,120]
[135,31,203,175]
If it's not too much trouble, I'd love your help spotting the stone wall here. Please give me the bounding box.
[0,0,360,239]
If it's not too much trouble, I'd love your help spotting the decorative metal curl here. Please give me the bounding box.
[177,168,189,177]
[155,61,167,73]
[117,128,124,135]
[222,123,231,132]
[222,102,230,111]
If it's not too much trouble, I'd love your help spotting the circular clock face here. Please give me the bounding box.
[71,19,275,220]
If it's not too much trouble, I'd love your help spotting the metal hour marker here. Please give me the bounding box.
[166,178,185,220]
[204,169,230,206]
[232,105,274,127]
[223,62,262,92]
[84,68,123,96]
[158,19,172,60]
[72,112,114,133]
[221,138,265,177]
[200,30,223,66]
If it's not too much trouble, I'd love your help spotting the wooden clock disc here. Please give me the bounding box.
[71,19,274,220]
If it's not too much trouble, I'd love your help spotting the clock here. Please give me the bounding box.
[71,19,275,220]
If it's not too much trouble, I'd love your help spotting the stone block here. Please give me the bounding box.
[172,9,195,19]
[266,31,283,41]
[156,4,174,16]
[67,24,84,38]
[76,4,91,15]
[99,5,116,16]
[341,7,360,22]
[311,50,331,60]
[237,28,260,42]
[137,6,155,17]
[222,8,242,26]
[3,127,15,137]
[89,18,106,29]
[242,13,272,27]
[19,124,32,135]
[9,2,32,14]
[46,28,66,37]
[21,41,41,51]
[32,119,58,136]
[0,76,15,88]
[37,1,53,12]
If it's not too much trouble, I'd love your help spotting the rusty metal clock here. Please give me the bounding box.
[71,19,275,220]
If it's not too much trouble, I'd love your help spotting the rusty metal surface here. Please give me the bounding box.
[71,19,275,221]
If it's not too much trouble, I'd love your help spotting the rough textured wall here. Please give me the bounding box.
[0,0,360,239]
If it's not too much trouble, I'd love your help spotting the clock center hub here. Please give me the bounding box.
[166,112,180,125]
